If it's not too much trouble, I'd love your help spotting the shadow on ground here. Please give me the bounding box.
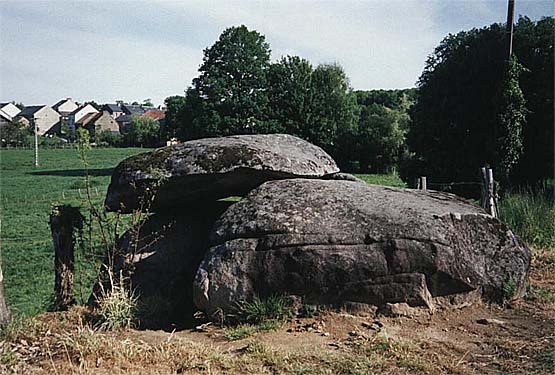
[29,168,114,177]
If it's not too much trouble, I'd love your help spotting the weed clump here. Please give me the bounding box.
[96,271,138,330]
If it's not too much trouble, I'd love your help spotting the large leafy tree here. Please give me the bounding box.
[356,103,407,174]
[511,17,554,185]
[403,19,542,187]
[266,56,313,136]
[163,95,186,140]
[184,25,272,138]
[307,64,358,153]
[124,115,161,148]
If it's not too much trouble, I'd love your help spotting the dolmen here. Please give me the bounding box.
[95,134,530,327]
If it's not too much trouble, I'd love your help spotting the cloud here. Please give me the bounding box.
[1,0,552,105]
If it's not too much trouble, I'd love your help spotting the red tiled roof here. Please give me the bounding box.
[142,109,165,121]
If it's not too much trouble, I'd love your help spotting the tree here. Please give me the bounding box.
[143,98,154,107]
[184,25,272,138]
[306,64,358,154]
[404,17,552,188]
[124,115,161,147]
[356,103,407,173]
[0,119,32,147]
[266,56,313,136]
[163,95,187,140]
[511,16,554,185]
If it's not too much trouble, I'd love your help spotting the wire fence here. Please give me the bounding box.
[1,187,104,207]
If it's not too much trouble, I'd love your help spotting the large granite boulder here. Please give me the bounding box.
[193,179,530,317]
[105,134,339,213]
[91,202,232,328]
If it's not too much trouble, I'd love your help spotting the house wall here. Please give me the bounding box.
[92,111,120,135]
[68,104,98,130]
[34,107,60,135]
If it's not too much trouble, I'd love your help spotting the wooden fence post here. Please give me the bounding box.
[50,205,83,310]
[487,168,497,218]
[480,167,488,209]
[421,176,427,191]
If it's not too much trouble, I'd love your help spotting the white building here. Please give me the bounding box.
[17,105,60,135]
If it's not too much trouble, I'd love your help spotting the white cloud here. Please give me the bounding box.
[0,0,552,105]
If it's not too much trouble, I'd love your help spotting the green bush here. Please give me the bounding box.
[498,187,555,249]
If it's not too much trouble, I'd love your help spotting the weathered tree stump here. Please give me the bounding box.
[50,205,83,311]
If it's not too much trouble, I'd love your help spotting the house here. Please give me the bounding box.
[121,103,146,116]
[67,104,99,132]
[16,105,60,135]
[103,103,124,119]
[115,114,133,132]
[0,102,21,120]
[77,110,119,137]
[52,98,78,115]
[52,98,79,134]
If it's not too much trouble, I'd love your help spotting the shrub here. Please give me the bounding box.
[498,187,555,249]
[96,270,138,330]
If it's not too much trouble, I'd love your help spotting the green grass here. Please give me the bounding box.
[354,174,406,188]
[0,147,150,315]
[498,188,555,249]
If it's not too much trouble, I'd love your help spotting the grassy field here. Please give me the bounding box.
[0,148,151,315]
[0,148,406,316]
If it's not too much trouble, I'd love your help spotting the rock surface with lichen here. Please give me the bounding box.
[104,134,339,213]
[193,179,531,317]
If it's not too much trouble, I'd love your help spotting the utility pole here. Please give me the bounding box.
[34,119,39,167]
[506,0,515,58]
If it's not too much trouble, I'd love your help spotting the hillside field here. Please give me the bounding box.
[0,147,406,316]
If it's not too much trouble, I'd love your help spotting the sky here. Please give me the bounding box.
[0,0,552,107]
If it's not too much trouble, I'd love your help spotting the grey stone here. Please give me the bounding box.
[91,202,232,328]
[105,134,339,213]
[193,179,530,317]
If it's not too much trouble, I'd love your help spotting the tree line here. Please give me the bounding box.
[164,18,552,187]
[163,25,414,174]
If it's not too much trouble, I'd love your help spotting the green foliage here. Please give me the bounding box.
[183,25,271,139]
[163,95,186,140]
[0,120,32,148]
[495,56,527,183]
[235,295,293,324]
[512,17,554,185]
[124,115,161,147]
[96,130,123,147]
[404,17,553,188]
[498,187,555,248]
[502,278,517,300]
